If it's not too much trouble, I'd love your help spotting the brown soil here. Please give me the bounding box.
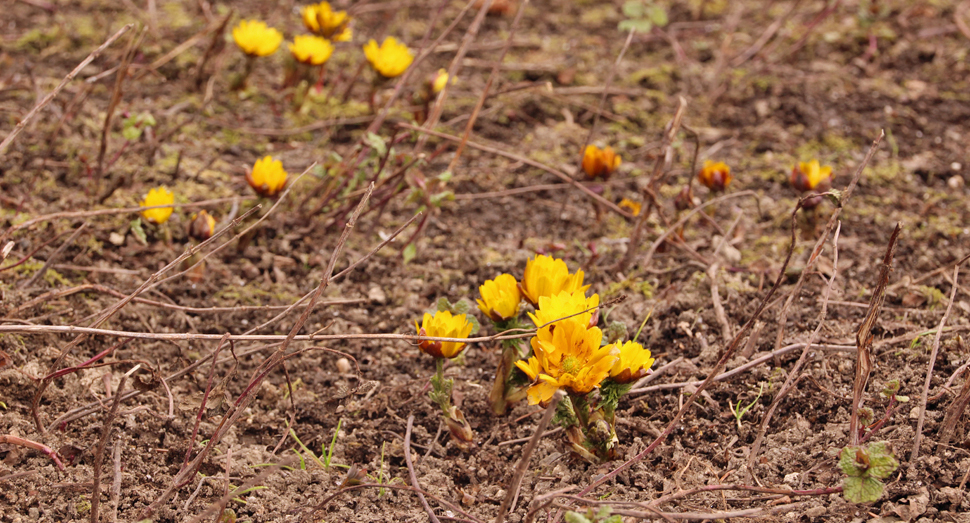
[2,1,970,522]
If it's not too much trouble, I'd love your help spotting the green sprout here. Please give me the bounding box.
[729,383,764,430]
[839,441,899,503]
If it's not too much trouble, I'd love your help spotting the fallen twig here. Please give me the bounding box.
[405,413,441,523]
[0,24,133,158]
[911,264,959,461]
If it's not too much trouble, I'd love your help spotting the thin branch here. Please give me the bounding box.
[405,413,441,523]
[0,24,133,157]
[911,265,959,461]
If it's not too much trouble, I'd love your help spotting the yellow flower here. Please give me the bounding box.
[289,35,335,66]
[791,159,832,192]
[697,160,732,192]
[232,20,283,57]
[246,156,288,197]
[618,198,641,216]
[431,69,450,94]
[520,254,589,307]
[188,210,216,241]
[582,145,622,180]
[476,274,521,322]
[363,37,414,79]
[608,341,654,384]
[515,320,619,404]
[415,310,473,359]
[139,186,174,225]
[301,2,352,42]
[528,290,599,331]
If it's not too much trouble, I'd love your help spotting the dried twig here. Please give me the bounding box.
[405,414,441,523]
[911,265,959,461]
[141,184,374,518]
[938,339,970,448]
[0,24,133,158]
[747,222,842,482]
[571,132,883,504]
[0,435,65,471]
[20,221,87,289]
[96,28,142,178]
[495,391,563,523]
[447,0,530,173]
[849,223,900,446]
[615,96,688,273]
[398,122,632,218]
[773,132,885,351]
[91,366,136,523]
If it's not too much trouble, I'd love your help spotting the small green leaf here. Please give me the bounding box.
[402,243,417,264]
[436,170,453,183]
[452,299,470,315]
[621,0,645,18]
[838,446,866,477]
[564,512,592,523]
[130,218,148,245]
[429,191,454,207]
[843,475,885,503]
[866,441,899,479]
[618,19,653,32]
[365,132,387,157]
[647,5,668,27]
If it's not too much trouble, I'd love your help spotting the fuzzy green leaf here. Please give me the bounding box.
[130,218,147,245]
[838,446,866,477]
[402,243,417,264]
[866,441,899,479]
[564,512,592,523]
[843,476,885,504]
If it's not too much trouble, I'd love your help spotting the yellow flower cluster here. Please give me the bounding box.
[302,2,353,42]
[514,289,654,405]
[582,145,622,180]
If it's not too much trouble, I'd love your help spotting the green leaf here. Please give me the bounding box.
[647,5,668,27]
[130,218,147,245]
[365,132,387,157]
[429,190,454,207]
[621,0,645,18]
[436,170,453,183]
[843,475,885,503]
[618,19,654,32]
[402,243,417,264]
[564,512,592,523]
[838,446,866,477]
[866,441,899,479]
[452,299,470,315]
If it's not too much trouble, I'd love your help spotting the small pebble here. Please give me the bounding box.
[947,175,964,189]
[335,357,352,374]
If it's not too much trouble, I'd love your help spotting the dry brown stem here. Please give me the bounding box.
[405,413,441,523]
[850,223,901,446]
[911,264,959,461]
[447,0,530,173]
[494,391,563,523]
[0,24,133,158]
[615,96,688,274]
[747,222,842,482]
[90,369,132,523]
[398,122,633,218]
